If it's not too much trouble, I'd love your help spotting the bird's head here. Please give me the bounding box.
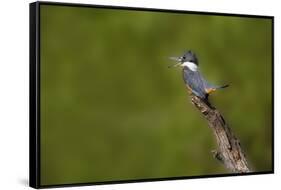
[169,50,198,68]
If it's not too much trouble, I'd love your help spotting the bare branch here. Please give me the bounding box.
[190,95,250,173]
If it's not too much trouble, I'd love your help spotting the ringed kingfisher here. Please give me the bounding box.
[169,50,229,100]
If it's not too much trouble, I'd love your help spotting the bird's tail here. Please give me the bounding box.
[216,84,229,89]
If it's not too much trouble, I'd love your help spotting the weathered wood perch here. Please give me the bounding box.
[190,94,250,173]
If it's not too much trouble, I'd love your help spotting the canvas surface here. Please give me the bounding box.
[39,4,272,186]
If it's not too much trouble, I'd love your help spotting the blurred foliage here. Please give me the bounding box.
[40,4,272,186]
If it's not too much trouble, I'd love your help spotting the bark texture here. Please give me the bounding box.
[190,95,250,173]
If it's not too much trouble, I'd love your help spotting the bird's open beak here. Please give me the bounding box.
[168,56,182,68]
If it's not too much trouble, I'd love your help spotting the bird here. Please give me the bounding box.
[169,50,229,100]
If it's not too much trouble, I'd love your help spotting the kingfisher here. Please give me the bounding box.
[169,50,229,100]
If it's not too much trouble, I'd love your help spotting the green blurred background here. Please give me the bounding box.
[40,4,273,186]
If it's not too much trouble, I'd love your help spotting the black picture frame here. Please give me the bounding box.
[30,1,274,188]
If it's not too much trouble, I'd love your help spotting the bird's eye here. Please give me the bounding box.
[182,56,185,59]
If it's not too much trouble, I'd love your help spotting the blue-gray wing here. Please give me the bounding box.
[182,69,208,99]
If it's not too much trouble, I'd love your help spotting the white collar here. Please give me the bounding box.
[182,61,198,71]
